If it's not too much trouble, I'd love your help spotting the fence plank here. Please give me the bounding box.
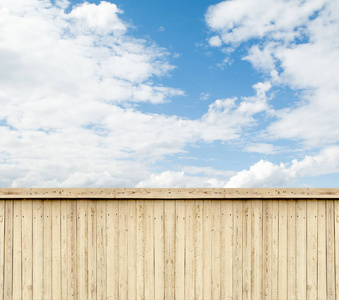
[165,200,175,300]
[97,200,107,300]
[88,200,97,299]
[252,200,263,300]
[296,200,306,300]
[107,200,119,300]
[22,200,33,300]
[287,200,296,300]
[335,200,339,300]
[317,200,326,300]
[60,200,68,300]
[4,200,13,300]
[263,200,272,300]
[220,200,232,300]
[195,200,203,300]
[278,200,287,300]
[326,200,335,299]
[0,200,4,300]
[211,200,220,300]
[203,200,211,300]
[52,200,61,300]
[233,200,242,300]
[175,200,185,300]
[136,200,145,300]
[67,200,77,300]
[145,200,155,300]
[242,200,252,300]
[154,200,164,299]
[33,200,44,299]
[119,200,128,299]
[185,200,195,299]
[127,200,136,299]
[13,200,22,300]
[271,200,279,300]
[307,199,318,300]
[44,200,52,299]
[77,200,88,300]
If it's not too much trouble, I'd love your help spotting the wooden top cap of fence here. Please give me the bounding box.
[0,188,339,199]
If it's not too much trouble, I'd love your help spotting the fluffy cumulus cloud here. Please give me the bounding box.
[206,0,339,187]
[2,0,338,188]
[226,146,339,188]
[0,0,277,187]
[206,0,339,148]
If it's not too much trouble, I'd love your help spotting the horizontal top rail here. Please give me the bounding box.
[0,188,339,199]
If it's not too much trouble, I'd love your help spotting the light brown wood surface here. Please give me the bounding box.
[1,188,339,199]
[0,193,339,299]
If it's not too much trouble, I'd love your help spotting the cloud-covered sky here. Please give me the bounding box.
[1,0,338,188]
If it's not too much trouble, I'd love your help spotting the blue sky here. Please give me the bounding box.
[0,0,339,187]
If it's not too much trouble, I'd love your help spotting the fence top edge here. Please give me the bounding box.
[0,188,339,199]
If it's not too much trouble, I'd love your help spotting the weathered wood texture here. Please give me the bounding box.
[0,196,338,299]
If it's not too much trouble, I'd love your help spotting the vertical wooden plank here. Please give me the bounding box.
[326,200,335,299]
[252,200,263,300]
[185,200,195,300]
[88,200,97,299]
[317,200,326,300]
[296,200,306,300]
[128,200,136,300]
[67,200,77,300]
[233,200,242,300]
[0,200,4,300]
[195,200,203,300]
[211,200,220,300]
[242,200,252,300]
[154,200,164,299]
[145,200,155,300]
[165,200,175,300]
[220,200,232,300]
[271,200,279,300]
[4,200,13,300]
[277,200,288,299]
[13,200,22,300]
[119,200,128,300]
[335,200,339,300]
[306,199,318,300]
[22,200,33,300]
[60,200,68,300]
[33,200,44,299]
[287,200,296,300]
[52,200,61,300]
[278,200,287,300]
[136,200,145,300]
[97,200,107,300]
[107,200,119,300]
[203,200,211,300]
[77,200,88,300]
[263,200,272,300]
[44,199,52,299]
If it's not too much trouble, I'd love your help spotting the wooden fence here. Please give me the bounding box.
[0,188,339,299]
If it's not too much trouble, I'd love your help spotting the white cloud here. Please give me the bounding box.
[0,0,278,187]
[206,0,339,150]
[209,35,222,47]
[205,0,325,44]
[245,143,279,155]
[69,1,126,34]
[200,92,210,100]
[226,145,339,187]
[136,168,232,188]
